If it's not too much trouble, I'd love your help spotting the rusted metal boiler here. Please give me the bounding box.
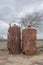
[22,26,37,55]
[8,24,21,54]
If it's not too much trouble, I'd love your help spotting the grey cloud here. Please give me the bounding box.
[0,0,16,23]
[0,0,43,22]
[0,0,43,39]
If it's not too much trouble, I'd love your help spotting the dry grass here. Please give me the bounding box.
[0,40,43,65]
[37,40,43,47]
[0,49,43,65]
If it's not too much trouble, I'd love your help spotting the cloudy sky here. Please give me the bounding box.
[0,0,43,39]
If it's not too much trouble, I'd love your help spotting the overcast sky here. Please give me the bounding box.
[0,0,43,39]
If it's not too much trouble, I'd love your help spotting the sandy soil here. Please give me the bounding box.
[0,49,43,65]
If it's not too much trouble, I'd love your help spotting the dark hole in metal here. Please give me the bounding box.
[25,41,27,43]
[23,52,25,54]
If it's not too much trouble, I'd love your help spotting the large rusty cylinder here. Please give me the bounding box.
[8,24,21,54]
[22,26,37,55]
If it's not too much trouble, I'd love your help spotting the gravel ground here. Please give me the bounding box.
[0,49,43,65]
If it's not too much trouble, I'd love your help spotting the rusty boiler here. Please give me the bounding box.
[22,26,37,55]
[8,24,21,54]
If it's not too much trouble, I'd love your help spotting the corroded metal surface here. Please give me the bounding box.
[8,24,21,54]
[22,26,37,55]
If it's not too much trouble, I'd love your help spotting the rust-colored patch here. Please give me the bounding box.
[22,26,37,55]
[8,24,21,54]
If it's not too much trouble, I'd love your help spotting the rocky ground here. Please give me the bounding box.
[0,49,43,65]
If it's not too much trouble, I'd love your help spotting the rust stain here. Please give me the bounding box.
[22,26,37,55]
[8,24,21,54]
